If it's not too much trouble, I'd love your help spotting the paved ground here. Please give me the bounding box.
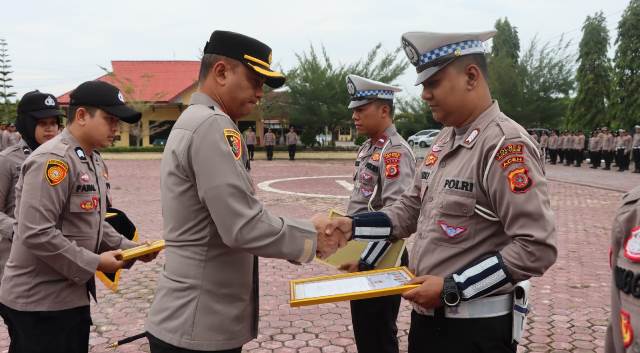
[1,158,638,353]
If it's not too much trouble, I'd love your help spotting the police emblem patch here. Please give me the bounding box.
[507,166,533,194]
[437,221,467,238]
[385,164,399,178]
[45,159,68,186]
[425,153,438,166]
[371,152,380,161]
[621,309,634,348]
[624,226,640,262]
[223,129,242,160]
[80,197,99,211]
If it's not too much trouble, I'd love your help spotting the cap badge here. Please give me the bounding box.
[402,38,420,66]
[117,91,125,103]
[268,51,273,65]
[347,78,356,96]
[44,96,55,107]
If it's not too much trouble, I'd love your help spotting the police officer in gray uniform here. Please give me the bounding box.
[0,91,61,282]
[0,81,155,353]
[145,31,344,353]
[327,30,557,353]
[341,74,415,353]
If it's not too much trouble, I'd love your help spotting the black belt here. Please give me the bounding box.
[615,266,640,298]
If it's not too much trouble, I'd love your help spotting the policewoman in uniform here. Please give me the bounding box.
[327,30,557,353]
[0,90,61,282]
[145,30,343,353]
[0,80,154,353]
[606,185,640,352]
[340,74,415,353]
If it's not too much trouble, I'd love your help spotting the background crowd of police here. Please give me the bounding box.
[532,127,640,172]
[0,123,20,151]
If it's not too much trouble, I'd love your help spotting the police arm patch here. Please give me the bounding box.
[507,166,533,194]
[383,152,401,179]
[45,159,68,186]
[621,309,634,348]
[224,129,243,160]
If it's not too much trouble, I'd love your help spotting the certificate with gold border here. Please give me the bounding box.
[290,266,418,307]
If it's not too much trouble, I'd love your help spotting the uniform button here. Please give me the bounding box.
[440,161,446,168]
[462,207,468,213]
[427,196,433,202]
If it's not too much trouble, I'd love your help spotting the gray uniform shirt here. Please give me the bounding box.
[605,186,640,353]
[0,129,136,311]
[382,102,557,295]
[0,140,31,281]
[264,132,276,146]
[146,92,317,351]
[347,125,415,266]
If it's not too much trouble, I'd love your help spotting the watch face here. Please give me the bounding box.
[444,290,460,306]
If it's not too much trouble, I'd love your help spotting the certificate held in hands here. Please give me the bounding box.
[118,240,166,261]
[290,266,419,307]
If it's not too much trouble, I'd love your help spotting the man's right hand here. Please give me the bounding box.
[97,250,125,273]
[311,214,349,259]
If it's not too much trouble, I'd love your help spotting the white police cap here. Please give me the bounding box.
[401,30,496,85]
[346,74,402,109]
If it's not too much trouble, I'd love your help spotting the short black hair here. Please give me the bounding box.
[374,100,395,118]
[199,54,239,82]
[67,105,98,124]
[452,54,489,80]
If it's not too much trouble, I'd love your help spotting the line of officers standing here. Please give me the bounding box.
[533,127,640,172]
[0,123,22,152]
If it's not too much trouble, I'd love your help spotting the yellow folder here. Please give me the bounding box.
[316,209,405,269]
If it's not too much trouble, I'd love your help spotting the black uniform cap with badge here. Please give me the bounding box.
[346,74,402,109]
[203,30,286,88]
[401,30,496,85]
[15,90,63,150]
[69,80,142,124]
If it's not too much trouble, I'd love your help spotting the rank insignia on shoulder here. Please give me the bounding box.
[621,309,634,348]
[624,226,640,263]
[464,128,480,145]
[507,166,532,194]
[45,159,68,186]
[223,129,242,160]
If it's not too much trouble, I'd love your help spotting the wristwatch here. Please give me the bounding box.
[358,260,375,271]
[441,275,461,307]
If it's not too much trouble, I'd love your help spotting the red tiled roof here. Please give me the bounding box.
[57,60,200,104]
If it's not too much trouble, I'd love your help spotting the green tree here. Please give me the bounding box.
[488,18,523,122]
[611,0,640,128]
[394,96,441,138]
[286,44,408,146]
[492,18,520,64]
[518,36,575,128]
[0,38,17,122]
[568,12,611,130]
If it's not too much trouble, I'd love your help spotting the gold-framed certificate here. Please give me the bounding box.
[289,266,418,307]
[118,240,165,261]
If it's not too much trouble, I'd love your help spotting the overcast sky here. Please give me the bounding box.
[1,0,631,101]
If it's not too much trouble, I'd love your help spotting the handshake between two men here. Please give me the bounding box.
[310,214,354,259]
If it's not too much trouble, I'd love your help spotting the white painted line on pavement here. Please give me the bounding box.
[257,175,351,199]
[335,180,354,191]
